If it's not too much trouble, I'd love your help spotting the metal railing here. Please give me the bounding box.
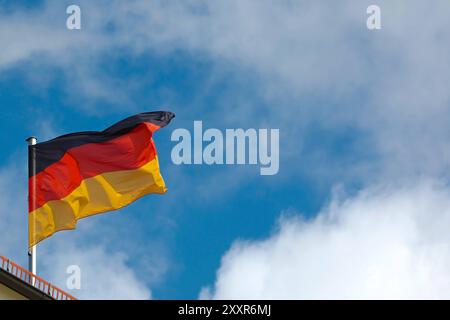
[0,255,76,300]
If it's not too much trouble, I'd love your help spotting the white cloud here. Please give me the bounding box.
[203,180,450,299]
[41,244,152,300]
[3,0,450,180]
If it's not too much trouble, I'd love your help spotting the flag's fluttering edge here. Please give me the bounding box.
[28,111,175,247]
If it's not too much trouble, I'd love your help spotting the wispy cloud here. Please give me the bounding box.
[2,0,450,180]
[41,244,152,300]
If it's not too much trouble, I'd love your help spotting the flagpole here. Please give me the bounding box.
[27,136,37,279]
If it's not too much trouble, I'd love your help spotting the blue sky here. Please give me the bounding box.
[2,1,450,299]
[0,45,328,298]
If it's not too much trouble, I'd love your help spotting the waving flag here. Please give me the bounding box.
[28,111,175,247]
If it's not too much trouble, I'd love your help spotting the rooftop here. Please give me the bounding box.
[0,255,76,300]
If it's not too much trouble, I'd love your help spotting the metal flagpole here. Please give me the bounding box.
[27,136,37,280]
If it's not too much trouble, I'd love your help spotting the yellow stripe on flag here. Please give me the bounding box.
[29,157,166,247]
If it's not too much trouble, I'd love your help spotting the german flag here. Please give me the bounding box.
[28,111,175,247]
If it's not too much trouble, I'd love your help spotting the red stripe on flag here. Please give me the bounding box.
[29,122,160,212]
